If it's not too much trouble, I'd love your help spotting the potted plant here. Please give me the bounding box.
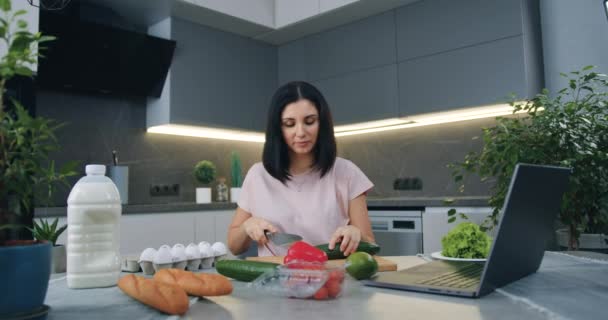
[194,160,217,203]
[448,66,608,252]
[0,0,77,317]
[230,151,243,203]
[28,218,67,273]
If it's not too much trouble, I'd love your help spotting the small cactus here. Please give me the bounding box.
[230,152,243,188]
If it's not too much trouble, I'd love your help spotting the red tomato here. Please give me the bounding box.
[328,270,345,283]
[326,279,342,298]
[313,287,329,300]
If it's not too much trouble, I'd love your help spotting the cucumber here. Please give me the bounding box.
[316,241,381,260]
[215,260,280,282]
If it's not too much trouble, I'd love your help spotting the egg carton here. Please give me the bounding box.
[122,241,228,275]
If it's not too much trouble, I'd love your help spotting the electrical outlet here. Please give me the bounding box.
[150,184,180,196]
[393,177,423,190]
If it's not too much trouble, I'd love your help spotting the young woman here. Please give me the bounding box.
[227,81,374,257]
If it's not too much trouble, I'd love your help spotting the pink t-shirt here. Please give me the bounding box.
[237,157,374,256]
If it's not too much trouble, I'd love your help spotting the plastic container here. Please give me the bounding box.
[67,165,122,289]
[250,261,346,300]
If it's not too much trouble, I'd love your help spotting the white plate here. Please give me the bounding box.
[430,251,487,262]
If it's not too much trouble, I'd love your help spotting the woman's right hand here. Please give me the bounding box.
[241,217,278,245]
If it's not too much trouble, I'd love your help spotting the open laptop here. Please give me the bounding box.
[362,163,571,298]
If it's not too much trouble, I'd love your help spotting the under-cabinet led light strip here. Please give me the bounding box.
[147,102,531,142]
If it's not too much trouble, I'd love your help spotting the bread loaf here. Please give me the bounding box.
[118,274,189,315]
[154,269,233,297]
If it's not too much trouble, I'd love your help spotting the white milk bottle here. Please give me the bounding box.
[67,164,122,288]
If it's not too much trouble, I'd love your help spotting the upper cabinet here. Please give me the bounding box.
[147,17,277,131]
[395,0,543,116]
[394,0,523,61]
[279,11,399,124]
[279,0,542,124]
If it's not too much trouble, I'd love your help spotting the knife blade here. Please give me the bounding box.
[263,231,302,256]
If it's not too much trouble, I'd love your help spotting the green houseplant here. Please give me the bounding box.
[448,66,608,251]
[194,160,217,203]
[29,218,68,273]
[0,0,77,316]
[230,151,242,203]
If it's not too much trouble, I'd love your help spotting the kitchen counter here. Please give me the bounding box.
[35,202,237,217]
[44,251,607,320]
[367,196,490,207]
[35,196,490,217]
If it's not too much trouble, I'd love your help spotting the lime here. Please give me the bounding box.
[345,252,378,280]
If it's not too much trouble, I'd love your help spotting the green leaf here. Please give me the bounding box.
[16,19,27,29]
[582,65,594,71]
[0,0,11,12]
[14,65,32,77]
[448,217,456,223]
[447,208,457,216]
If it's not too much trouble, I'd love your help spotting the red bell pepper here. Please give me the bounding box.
[284,241,328,264]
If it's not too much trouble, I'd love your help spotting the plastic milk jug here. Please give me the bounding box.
[67,164,122,288]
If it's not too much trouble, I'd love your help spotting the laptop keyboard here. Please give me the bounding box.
[416,263,484,288]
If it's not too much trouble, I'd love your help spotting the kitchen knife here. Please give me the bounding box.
[263,231,302,256]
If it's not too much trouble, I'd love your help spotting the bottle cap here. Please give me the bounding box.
[86,164,106,176]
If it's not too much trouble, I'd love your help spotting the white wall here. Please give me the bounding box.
[540,0,608,94]
[0,1,39,72]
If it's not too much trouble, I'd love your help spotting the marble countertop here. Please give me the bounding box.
[367,196,490,208]
[44,252,608,320]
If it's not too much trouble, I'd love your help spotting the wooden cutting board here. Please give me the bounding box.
[246,256,398,272]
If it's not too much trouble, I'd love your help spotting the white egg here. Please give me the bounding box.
[138,248,157,263]
[171,244,187,262]
[199,242,214,258]
[198,241,211,251]
[211,242,228,256]
[154,245,173,264]
[185,243,201,260]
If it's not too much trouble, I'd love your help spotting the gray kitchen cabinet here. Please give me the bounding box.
[306,10,397,81]
[398,36,527,116]
[41,210,235,256]
[395,0,523,61]
[278,37,313,85]
[213,211,235,244]
[313,64,399,125]
[147,17,277,132]
[194,212,217,243]
[395,0,542,116]
[119,212,198,255]
[422,207,494,254]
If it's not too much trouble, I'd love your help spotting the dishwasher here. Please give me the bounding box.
[367,207,423,256]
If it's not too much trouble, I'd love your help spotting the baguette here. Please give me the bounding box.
[118,274,189,315]
[154,269,233,297]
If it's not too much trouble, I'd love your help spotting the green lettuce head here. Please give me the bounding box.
[441,222,492,259]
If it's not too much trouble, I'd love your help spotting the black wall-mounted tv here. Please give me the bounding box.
[37,11,176,98]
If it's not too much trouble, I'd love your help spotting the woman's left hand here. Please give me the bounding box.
[328,225,361,256]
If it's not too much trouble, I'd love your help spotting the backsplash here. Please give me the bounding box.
[37,90,492,207]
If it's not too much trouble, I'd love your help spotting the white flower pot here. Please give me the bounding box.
[196,188,211,203]
[230,187,241,203]
[556,228,608,251]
